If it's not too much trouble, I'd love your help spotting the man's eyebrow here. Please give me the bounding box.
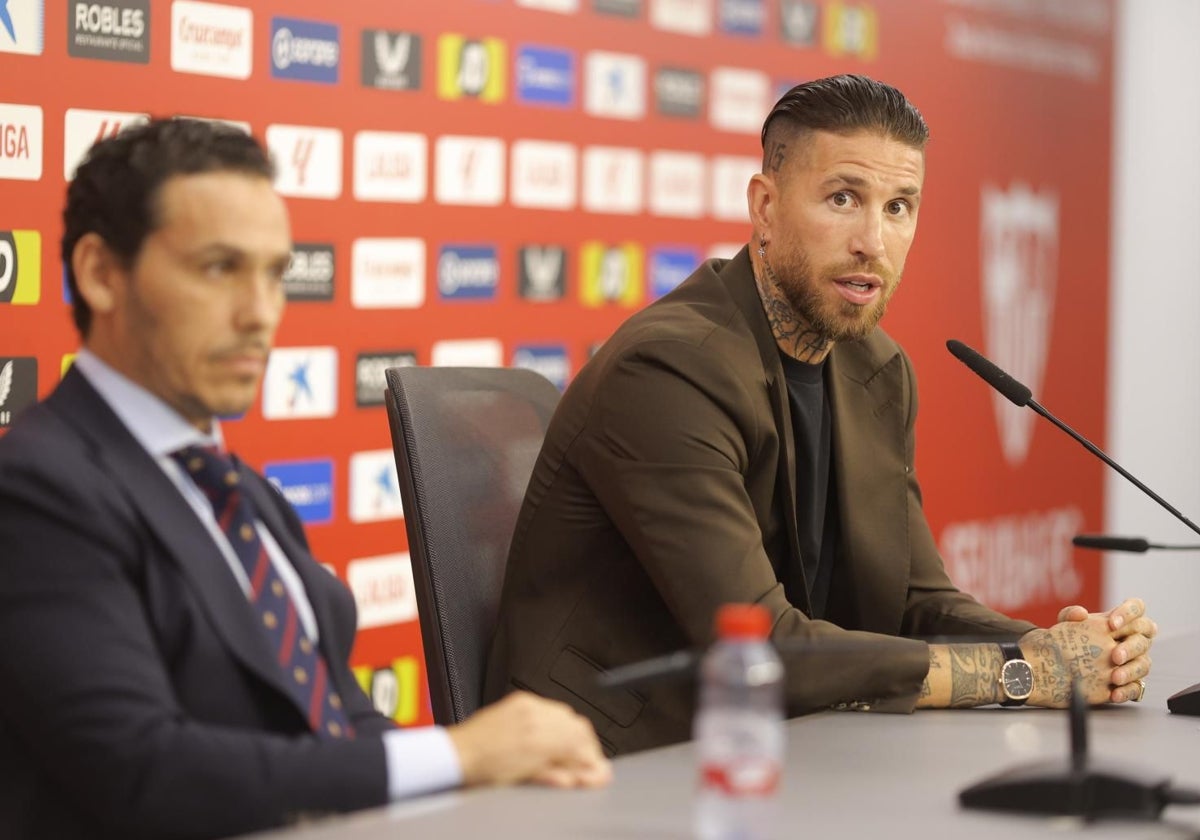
[820,173,921,196]
[179,243,293,266]
[185,242,242,257]
[821,173,869,189]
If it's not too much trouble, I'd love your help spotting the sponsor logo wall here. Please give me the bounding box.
[0,0,1115,727]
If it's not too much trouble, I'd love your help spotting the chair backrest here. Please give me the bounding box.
[383,366,560,725]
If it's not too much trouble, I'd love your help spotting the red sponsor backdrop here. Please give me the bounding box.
[0,0,1112,727]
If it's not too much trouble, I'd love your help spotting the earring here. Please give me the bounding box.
[757,236,767,259]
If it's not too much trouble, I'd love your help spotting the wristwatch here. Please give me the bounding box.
[998,642,1034,706]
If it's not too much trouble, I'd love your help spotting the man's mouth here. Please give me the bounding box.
[833,275,883,305]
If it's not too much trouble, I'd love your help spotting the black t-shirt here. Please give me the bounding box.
[778,352,839,620]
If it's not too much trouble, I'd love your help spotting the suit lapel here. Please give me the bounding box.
[827,341,909,635]
[49,370,310,709]
[717,250,809,614]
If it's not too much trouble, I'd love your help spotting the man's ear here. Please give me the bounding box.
[747,172,776,242]
[72,233,125,317]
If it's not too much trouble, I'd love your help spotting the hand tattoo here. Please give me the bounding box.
[1023,625,1111,706]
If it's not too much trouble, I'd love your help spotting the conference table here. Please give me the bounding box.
[243,630,1200,839]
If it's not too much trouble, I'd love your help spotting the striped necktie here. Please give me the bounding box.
[171,445,354,739]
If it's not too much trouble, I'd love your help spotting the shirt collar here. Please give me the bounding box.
[73,348,225,458]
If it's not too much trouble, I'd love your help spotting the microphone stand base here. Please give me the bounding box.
[959,758,1170,820]
[1167,682,1200,716]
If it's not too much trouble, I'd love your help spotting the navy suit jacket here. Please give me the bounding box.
[0,369,393,839]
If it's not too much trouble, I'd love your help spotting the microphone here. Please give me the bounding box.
[1072,535,1200,553]
[947,339,1200,717]
[946,340,1200,541]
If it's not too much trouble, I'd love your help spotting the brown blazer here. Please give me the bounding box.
[484,247,1034,756]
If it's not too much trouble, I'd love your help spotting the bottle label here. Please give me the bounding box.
[700,760,781,797]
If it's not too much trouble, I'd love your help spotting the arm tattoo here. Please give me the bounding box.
[919,651,942,699]
[948,645,1003,708]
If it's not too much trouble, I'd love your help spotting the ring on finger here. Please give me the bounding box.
[1132,678,1147,702]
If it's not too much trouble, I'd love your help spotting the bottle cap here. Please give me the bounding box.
[715,603,771,640]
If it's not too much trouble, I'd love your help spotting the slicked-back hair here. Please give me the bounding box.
[62,117,275,337]
[760,74,929,176]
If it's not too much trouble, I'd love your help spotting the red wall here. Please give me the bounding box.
[0,0,1114,727]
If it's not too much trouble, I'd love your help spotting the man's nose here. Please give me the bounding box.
[236,272,284,330]
[850,212,886,260]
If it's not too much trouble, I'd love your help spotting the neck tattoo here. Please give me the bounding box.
[754,254,832,364]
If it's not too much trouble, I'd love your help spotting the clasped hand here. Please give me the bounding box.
[1020,598,1157,707]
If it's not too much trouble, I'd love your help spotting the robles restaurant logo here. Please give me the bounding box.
[980,183,1059,467]
[69,1,149,62]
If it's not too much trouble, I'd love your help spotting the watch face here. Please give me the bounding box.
[1002,659,1034,700]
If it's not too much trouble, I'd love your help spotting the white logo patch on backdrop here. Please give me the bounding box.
[980,183,1059,466]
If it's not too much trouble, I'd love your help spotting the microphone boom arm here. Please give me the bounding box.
[1028,398,1200,540]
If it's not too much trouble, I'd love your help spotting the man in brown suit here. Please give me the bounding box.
[484,75,1157,756]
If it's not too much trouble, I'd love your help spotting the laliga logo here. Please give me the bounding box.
[980,183,1059,466]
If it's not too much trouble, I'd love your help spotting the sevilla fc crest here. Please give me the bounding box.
[980,183,1059,466]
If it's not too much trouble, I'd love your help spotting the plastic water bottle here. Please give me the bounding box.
[694,603,785,840]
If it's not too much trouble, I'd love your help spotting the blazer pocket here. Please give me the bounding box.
[549,645,645,728]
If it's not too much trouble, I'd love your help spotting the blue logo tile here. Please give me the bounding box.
[650,247,700,299]
[270,17,340,84]
[437,244,500,301]
[515,45,575,107]
[264,459,335,524]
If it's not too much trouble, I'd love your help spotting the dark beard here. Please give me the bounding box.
[766,244,895,343]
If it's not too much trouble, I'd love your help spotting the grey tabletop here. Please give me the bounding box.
[241,631,1200,839]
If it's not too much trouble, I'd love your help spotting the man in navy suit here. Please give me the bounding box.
[0,118,609,840]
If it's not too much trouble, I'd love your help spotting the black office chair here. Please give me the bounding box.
[384,366,561,725]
